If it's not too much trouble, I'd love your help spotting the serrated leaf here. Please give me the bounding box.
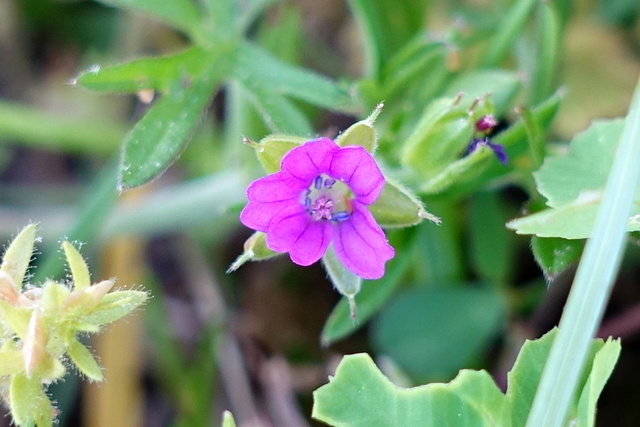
[312,353,508,426]
[67,339,103,381]
[321,254,409,346]
[233,42,356,112]
[119,64,226,189]
[95,0,204,42]
[75,47,211,93]
[10,373,53,427]
[531,236,584,279]
[81,290,148,326]
[371,287,505,381]
[1,224,36,290]
[62,242,91,290]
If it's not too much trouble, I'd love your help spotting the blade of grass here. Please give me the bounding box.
[525,79,640,427]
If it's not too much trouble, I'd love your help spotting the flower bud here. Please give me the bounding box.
[335,102,383,153]
[23,309,47,377]
[246,135,306,173]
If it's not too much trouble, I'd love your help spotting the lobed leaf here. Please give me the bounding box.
[312,353,507,426]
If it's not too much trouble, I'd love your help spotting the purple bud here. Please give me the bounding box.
[475,115,498,133]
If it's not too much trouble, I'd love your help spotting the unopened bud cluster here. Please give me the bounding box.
[0,225,148,427]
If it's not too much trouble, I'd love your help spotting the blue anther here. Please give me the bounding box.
[314,176,323,190]
[304,196,312,207]
[324,178,336,188]
[332,211,350,222]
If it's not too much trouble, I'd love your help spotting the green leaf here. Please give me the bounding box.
[347,0,428,78]
[576,338,621,427]
[531,236,584,280]
[507,119,640,238]
[233,42,356,112]
[233,77,312,135]
[95,0,204,43]
[1,224,37,290]
[67,339,103,382]
[119,64,226,189]
[74,47,212,93]
[371,287,505,381]
[507,329,620,427]
[321,254,410,346]
[312,353,508,426]
[530,2,562,104]
[468,192,513,284]
[10,373,53,427]
[62,242,91,291]
[0,100,124,154]
[479,0,538,67]
[81,290,148,326]
[538,120,625,208]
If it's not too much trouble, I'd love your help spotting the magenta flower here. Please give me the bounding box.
[240,138,395,279]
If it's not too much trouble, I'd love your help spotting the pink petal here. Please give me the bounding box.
[281,138,338,182]
[333,202,394,279]
[240,200,290,232]
[246,172,306,203]
[266,205,332,266]
[328,146,385,205]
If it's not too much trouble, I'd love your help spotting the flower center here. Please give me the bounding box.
[303,174,353,222]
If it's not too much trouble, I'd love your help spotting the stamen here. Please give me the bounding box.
[314,176,323,190]
[331,212,350,222]
[324,178,336,188]
[304,196,312,207]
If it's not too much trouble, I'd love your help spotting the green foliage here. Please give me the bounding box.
[0,226,148,426]
[508,119,640,238]
[313,329,620,427]
[371,286,506,381]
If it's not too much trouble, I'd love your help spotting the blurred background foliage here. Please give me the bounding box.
[0,0,639,426]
